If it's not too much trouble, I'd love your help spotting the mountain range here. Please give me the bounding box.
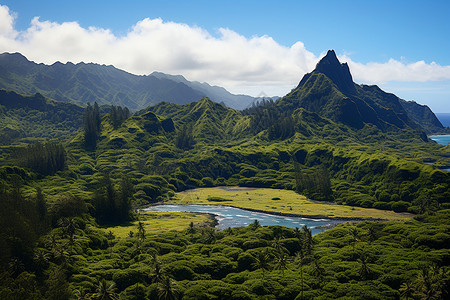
[0,50,447,135]
[0,52,275,110]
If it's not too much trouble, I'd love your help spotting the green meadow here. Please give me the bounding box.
[105,211,214,238]
[166,187,413,221]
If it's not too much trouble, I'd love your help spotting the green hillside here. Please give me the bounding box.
[0,50,449,299]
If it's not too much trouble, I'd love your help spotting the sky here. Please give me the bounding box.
[0,0,449,112]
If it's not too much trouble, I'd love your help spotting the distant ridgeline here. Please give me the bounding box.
[0,52,277,110]
[0,50,449,213]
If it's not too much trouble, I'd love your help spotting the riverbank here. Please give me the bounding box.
[144,204,346,234]
[104,211,216,238]
[166,187,413,221]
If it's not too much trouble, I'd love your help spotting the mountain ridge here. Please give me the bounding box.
[279,49,445,134]
[0,52,259,110]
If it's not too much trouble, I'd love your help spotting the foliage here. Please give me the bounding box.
[83,102,101,150]
[15,142,66,176]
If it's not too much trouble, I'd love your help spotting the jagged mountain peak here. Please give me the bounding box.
[299,49,356,95]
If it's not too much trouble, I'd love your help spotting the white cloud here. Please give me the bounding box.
[0,4,450,98]
[340,55,450,84]
[0,5,16,37]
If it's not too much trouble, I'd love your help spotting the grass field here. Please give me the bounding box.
[165,187,412,221]
[104,211,214,238]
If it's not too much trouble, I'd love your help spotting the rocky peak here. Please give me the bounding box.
[298,50,356,95]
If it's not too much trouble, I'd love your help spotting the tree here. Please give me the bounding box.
[118,175,133,222]
[252,250,271,280]
[301,226,313,255]
[83,102,101,150]
[274,251,289,279]
[157,276,179,300]
[175,124,195,150]
[358,253,372,280]
[294,250,305,300]
[249,219,261,230]
[186,222,196,237]
[35,187,47,222]
[151,258,166,284]
[271,236,287,254]
[268,114,295,140]
[137,222,146,242]
[412,266,446,300]
[16,142,66,175]
[311,259,325,288]
[90,279,119,300]
[399,281,414,300]
[45,266,71,300]
[110,105,130,129]
[58,217,79,246]
[348,225,360,250]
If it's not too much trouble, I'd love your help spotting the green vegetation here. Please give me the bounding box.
[106,211,215,238]
[169,187,411,221]
[1,50,449,298]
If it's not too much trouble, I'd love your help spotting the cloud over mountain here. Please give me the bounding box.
[1,4,450,98]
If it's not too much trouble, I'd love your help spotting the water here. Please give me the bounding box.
[429,135,450,145]
[143,204,345,235]
[436,113,450,127]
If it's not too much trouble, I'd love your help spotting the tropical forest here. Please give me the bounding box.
[0,49,449,300]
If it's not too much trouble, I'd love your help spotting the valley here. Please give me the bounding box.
[0,50,449,299]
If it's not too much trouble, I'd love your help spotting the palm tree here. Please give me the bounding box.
[294,251,305,300]
[348,225,360,250]
[151,257,166,284]
[271,236,287,254]
[58,217,79,245]
[311,259,325,287]
[8,257,24,278]
[250,219,261,230]
[274,251,289,279]
[157,276,179,300]
[412,267,444,300]
[399,281,414,300]
[252,249,271,280]
[358,253,372,280]
[72,289,90,300]
[186,221,195,235]
[90,279,119,300]
[365,223,377,242]
[301,225,313,255]
[33,249,50,274]
[203,227,216,244]
[137,221,146,242]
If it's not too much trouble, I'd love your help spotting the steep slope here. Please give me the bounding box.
[0,90,83,144]
[399,99,447,134]
[145,97,249,140]
[278,50,437,135]
[0,52,256,110]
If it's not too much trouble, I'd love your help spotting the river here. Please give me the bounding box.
[143,204,346,234]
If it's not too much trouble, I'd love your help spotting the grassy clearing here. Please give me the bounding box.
[166,187,412,221]
[105,211,213,238]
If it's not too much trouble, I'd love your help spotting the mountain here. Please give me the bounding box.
[0,89,84,144]
[151,72,277,110]
[400,99,447,133]
[278,50,444,135]
[0,52,257,110]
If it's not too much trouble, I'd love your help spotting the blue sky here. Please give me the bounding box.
[1,0,449,112]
